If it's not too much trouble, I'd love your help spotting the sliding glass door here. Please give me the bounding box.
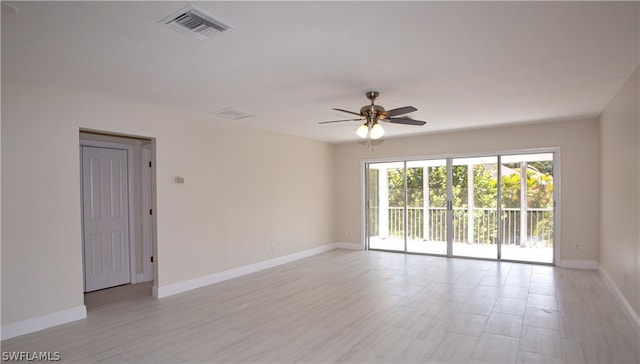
[405,159,448,255]
[367,162,405,251]
[451,156,499,259]
[500,153,554,263]
[365,151,555,264]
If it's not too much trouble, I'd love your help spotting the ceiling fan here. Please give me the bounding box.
[319,91,426,139]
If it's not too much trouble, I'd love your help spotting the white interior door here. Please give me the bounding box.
[82,146,131,292]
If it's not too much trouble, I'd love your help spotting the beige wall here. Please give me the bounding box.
[599,67,640,317]
[3,71,634,330]
[1,78,334,325]
[333,119,600,264]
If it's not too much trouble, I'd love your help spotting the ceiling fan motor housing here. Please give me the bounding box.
[319,90,425,127]
[360,104,386,119]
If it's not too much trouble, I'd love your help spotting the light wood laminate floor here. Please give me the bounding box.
[2,250,639,363]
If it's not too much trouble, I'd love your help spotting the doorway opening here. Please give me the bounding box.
[365,150,557,264]
[79,130,156,306]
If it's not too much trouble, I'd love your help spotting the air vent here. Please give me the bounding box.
[161,6,234,40]
[211,107,255,120]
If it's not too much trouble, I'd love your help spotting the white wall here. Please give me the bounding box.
[1,78,334,327]
[333,119,600,265]
[3,73,629,335]
[599,67,639,317]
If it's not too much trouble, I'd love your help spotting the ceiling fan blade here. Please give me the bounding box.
[333,108,362,117]
[385,106,418,117]
[386,117,426,126]
[318,118,362,124]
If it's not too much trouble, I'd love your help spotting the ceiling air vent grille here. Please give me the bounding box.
[211,107,255,120]
[161,6,233,40]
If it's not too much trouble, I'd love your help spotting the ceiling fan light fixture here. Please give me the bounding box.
[320,91,425,140]
[356,124,369,138]
[370,123,385,139]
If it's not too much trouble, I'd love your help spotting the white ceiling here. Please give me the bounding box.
[2,1,638,143]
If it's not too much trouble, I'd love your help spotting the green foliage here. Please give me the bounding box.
[527,170,554,208]
[473,165,497,208]
[387,167,426,207]
[501,171,521,208]
[376,160,554,246]
[428,166,447,207]
[428,165,470,207]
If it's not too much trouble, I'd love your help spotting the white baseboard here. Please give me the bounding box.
[334,242,363,250]
[153,243,339,298]
[598,264,640,337]
[558,259,598,269]
[1,305,87,341]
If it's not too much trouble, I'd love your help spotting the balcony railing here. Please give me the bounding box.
[369,206,553,247]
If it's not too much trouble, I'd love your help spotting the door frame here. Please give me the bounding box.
[80,139,138,286]
[141,145,154,282]
[361,147,561,265]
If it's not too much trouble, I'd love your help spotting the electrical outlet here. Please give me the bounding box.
[575,244,580,250]
[270,243,276,252]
